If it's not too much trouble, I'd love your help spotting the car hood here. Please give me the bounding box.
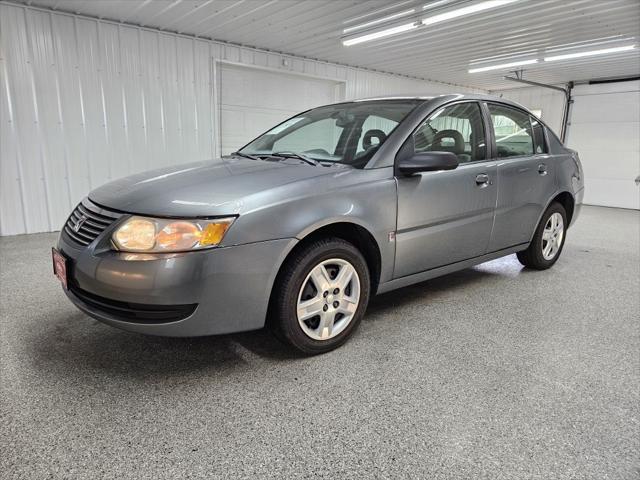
[89,157,340,217]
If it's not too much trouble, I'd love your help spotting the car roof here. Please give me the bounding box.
[352,95,434,102]
[331,93,532,113]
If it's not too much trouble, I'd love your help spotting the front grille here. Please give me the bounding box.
[63,199,120,247]
[68,285,198,323]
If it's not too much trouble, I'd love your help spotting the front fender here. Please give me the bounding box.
[223,166,398,284]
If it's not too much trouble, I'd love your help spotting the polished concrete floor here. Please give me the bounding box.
[1,205,638,479]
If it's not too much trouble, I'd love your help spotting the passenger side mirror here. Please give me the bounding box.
[398,151,459,175]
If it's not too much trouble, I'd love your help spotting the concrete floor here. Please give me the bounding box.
[1,205,638,479]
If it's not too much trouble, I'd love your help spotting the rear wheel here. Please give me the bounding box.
[270,238,370,355]
[517,202,567,270]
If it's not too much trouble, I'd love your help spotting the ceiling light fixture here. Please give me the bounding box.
[343,22,420,46]
[422,0,454,10]
[544,44,636,61]
[343,0,519,46]
[422,0,519,26]
[468,59,538,73]
[343,9,416,34]
[467,43,636,74]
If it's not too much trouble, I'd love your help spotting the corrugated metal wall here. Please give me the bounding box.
[0,2,480,236]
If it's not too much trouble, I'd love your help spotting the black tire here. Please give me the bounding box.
[517,202,567,270]
[270,237,370,355]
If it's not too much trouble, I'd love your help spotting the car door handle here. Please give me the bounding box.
[475,173,490,186]
[538,163,548,175]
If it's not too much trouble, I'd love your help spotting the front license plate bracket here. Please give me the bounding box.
[52,248,69,290]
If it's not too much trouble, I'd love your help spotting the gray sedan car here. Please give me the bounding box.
[53,94,584,354]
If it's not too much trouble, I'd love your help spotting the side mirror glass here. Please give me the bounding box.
[398,151,459,175]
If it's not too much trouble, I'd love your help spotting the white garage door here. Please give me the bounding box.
[566,81,640,210]
[219,64,345,155]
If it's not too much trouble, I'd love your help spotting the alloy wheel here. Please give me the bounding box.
[542,212,564,260]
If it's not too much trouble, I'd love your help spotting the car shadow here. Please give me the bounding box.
[28,261,515,380]
[367,264,504,317]
[29,312,297,380]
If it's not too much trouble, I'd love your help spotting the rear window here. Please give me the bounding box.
[531,117,548,154]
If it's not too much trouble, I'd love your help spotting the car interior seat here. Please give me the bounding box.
[430,129,469,162]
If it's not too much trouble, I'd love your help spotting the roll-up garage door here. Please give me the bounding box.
[566,81,640,209]
[219,64,345,155]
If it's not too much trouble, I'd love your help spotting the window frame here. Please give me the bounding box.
[530,115,549,155]
[399,100,491,166]
[483,101,551,160]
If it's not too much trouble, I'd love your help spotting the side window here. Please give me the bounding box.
[412,102,486,162]
[531,117,547,154]
[356,115,398,155]
[488,104,534,158]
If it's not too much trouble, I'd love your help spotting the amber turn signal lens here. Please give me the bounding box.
[200,222,232,246]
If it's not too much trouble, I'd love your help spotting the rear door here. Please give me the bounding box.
[485,103,556,251]
[394,101,497,278]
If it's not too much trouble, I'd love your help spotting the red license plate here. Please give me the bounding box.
[52,248,69,290]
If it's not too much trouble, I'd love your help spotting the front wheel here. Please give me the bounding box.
[270,238,370,355]
[517,202,567,270]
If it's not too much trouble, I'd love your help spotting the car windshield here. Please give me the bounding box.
[238,100,422,168]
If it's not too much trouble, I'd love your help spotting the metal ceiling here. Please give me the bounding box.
[16,0,640,90]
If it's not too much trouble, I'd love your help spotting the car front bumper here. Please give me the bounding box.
[57,233,297,336]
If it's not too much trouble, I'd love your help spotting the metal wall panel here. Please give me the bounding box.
[0,3,479,235]
[21,0,640,91]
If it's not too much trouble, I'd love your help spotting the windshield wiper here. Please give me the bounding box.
[270,151,319,166]
[231,151,260,160]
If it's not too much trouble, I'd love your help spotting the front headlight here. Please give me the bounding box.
[112,216,235,253]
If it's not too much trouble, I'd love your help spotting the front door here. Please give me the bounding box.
[394,101,497,278]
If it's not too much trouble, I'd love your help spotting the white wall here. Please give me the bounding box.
[0,2,482,236]
[491,86,566,135]
[566,81,640,210]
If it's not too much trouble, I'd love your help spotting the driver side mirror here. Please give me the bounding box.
[398,151,459,176]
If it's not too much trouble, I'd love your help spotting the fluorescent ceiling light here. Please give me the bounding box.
[342,22,419,46]
[343,0,519,46]
[467,42,636,74]
[422,0,453,10]
[343,9,415,34]
[469,59,538,73]
[544,45,636,61]
[422,0,519,26]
